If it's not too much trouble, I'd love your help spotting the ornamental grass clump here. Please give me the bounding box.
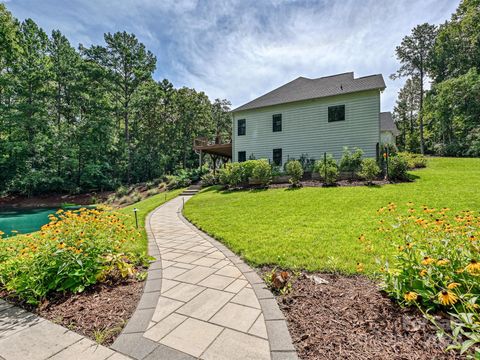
[376,204,480,356]
[0,207,139,304]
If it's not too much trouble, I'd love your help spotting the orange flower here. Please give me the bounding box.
[404,291,418,302]
[466,260,480,275]
[447,282,460,289]
[438,290,458,306]
[436,259,450,266]
[421,257,435,266]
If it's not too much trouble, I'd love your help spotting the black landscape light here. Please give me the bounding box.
[133,208,139,228]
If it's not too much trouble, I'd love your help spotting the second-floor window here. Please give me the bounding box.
[237,119,246,136]
[328,105,345,122]
[272,114,282,132]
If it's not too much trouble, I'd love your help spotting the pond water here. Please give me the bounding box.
[0,208,57,236]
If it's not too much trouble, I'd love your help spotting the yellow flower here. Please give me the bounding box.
[419,269,427,277]
[436,259,450,266]
[356,262,364,272]
[466,260,480,275]
[57,242,66,249]
[421,257,435,266]
[404,292,418,302]
[447,282,460,289]
[438,290,458,306]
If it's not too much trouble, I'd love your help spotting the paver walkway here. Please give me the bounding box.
[112,196,297,360]
[0,299,130,360]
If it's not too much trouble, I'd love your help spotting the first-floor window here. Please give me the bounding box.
[238,151,246,162]
[273,148,282,166]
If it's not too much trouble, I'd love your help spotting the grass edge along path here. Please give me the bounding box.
[183,157,480,275]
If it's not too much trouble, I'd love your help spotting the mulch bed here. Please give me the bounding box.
[274,272,462,360]
[1,277,144,346]
[269,179,391,188]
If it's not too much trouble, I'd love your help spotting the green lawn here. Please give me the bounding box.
[183,157,480,274]
[118,188,184,256]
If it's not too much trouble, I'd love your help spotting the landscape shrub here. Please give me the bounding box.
[152,178,163,186]
[339,147,364,179]
[218,163,243,188]
[357,158,380,184]
[130,190,142,204]
[165,174,191,190]
[388,155,409,181]
[377,204,480,356]
[145,181,155,189]
[398,152,428,169]
[115,185,129,198]
[251,159,272,186]
[218,160,274,188]
[314,155,339,185]
[146,188,159,197]
[165,175,179,190]
[240,160,259,182]
[173,169,194,187]
[285,160,304,187]
[0,207,139,304]
[200,172,219,187]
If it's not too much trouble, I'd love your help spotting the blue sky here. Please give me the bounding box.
[4,0,458,111]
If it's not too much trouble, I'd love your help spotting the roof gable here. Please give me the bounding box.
[233,72,386,112]
[380,112,400,135]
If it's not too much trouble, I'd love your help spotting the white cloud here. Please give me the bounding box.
[6,0,459,110]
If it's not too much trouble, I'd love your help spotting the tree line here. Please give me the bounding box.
[0,4,231,196]
[392,0,480,157]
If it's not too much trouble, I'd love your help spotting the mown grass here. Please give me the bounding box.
[118,188,184,256]
[184,158,480,275]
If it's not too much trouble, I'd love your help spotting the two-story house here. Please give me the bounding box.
[231,72,388,166]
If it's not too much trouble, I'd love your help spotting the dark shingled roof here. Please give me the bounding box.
[380,112,400,135]
[232,72,386,112]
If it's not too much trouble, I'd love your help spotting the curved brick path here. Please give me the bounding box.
[112,196,297,360]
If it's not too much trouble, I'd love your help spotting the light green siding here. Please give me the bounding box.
[232,90,381,164]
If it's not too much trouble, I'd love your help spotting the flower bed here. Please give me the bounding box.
[376,203,479,356]
[0,207,142,305]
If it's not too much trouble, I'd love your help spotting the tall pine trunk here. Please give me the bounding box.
[419,69,425,155]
